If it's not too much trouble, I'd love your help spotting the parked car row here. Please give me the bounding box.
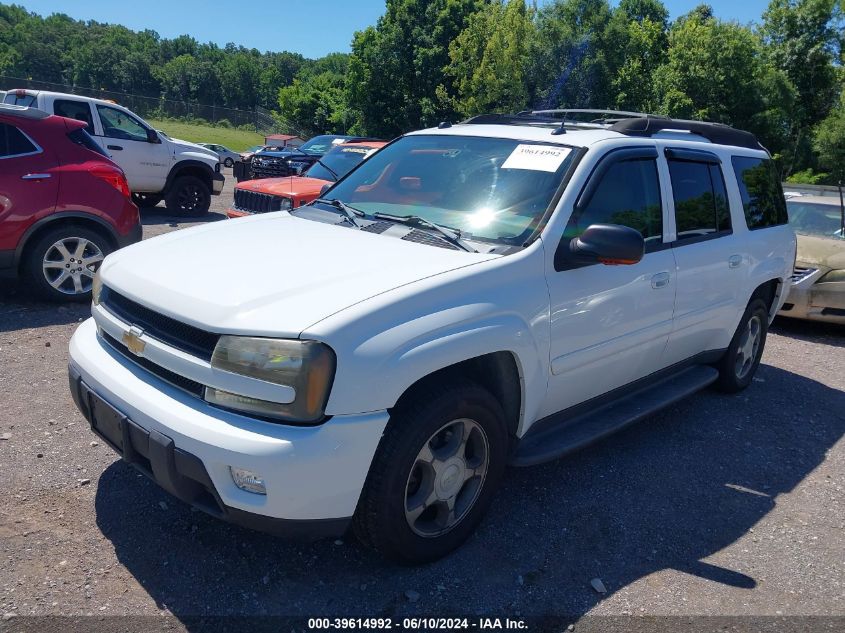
[3,90,224,215]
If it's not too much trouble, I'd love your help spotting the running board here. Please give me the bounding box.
[511,365,719,467]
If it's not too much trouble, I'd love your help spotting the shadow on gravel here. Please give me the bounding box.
[0,291,88,332]
[139,204,227,227]
[771,316,844,348]
[94,364,845,623]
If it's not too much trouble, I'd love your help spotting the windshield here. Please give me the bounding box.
[786,200,844,240]
[299,135,348,155]
[321,134,576,245]
[305,144,376,181]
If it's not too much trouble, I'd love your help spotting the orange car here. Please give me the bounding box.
[228,140,387,218]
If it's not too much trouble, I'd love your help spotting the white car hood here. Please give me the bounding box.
[101,213,497,337]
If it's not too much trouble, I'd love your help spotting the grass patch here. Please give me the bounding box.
[147,119,265,152]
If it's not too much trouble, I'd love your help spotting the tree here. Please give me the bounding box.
[610,14,668,111]
[814,93,845,181]
[446,0,535,117]
[346,0,484,137]
[652,7,793,156]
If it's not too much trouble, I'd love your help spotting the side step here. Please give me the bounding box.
[511,365,719,467]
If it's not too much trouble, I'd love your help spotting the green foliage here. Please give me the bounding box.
[446,0,535,117]
[146,118,264,151]
[814,96,845,181]
[786,168,833,184]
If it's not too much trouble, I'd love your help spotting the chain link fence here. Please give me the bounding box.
[0,75,294,136]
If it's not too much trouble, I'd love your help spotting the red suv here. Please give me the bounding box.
[0,104,141,301]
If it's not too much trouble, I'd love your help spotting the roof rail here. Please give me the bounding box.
[610,117,763,151]
[0,103,50,120]
[525,108,651,122]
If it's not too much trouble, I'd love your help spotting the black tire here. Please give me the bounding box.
[715,298,769,393]
[23,225,112,302]
[164,175,211,216]
[353,381,508,564]
[224,157,234,168]
[131,192,163,208]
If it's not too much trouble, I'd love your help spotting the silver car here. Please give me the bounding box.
[198,143,239,168]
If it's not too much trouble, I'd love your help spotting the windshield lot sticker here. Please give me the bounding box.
[502,144,571,172]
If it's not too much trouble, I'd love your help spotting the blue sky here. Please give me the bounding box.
[14,0,772,59]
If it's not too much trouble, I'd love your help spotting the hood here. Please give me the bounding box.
[166,137,218,160]
[100,213,496,338]
[237,176,329,200]
[796,234,845,269]
[256,149,307,158]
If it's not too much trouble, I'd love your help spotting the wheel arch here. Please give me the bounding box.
[14,213,119,272]
[164,160,215,194]
[389,351,524,446]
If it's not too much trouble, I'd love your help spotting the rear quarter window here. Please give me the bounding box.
[732,156,788,229]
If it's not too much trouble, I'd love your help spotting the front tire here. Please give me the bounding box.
[224,157,234,168]
[164,175,211,216]
[353,382,508,564]
[715,298,769,393]
[24,226,111,302]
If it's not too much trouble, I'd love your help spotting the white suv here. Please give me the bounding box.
[4,89,224,215]
[68,111,796,563]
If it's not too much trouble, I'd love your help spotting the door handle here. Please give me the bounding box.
[21,173,51,180]
[728,254,743,269]
[107,145,123,151]
[651,271,670,289]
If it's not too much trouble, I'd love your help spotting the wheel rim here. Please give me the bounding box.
[176,184,206,211]
[404,418,489,538]
[41,237,104,295]
[734,314,762,379]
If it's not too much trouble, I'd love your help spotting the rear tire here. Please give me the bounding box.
[715,298,769,393]
[224,157,234,168]
[23,225,112,302]
[353,382,508,564]
[164,175,211,216]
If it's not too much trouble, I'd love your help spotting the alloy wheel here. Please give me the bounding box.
[734,314,762,379]
[404,418,490,538]
[41,237,104,295]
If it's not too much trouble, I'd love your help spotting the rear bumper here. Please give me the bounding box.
[67,318,389,536]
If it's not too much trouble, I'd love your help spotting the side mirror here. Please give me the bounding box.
[556,224,645,269]
[319,184,331,196]
[146,129,161,144]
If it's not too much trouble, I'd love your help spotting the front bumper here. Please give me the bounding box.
[68,318,389,537]
[778,268,845,324]
[212,172,225,195]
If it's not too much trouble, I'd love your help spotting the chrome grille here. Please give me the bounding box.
[790,266,817,283]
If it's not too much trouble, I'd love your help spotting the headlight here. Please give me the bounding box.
[92,269,103,306]
[276,196,292,211]
[819,269,845,283]
[205,337,335,423]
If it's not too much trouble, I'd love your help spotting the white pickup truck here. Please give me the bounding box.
[68,110,796,563]
[3,89,224,215]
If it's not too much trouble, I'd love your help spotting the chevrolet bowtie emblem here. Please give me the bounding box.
[122,326,146,356]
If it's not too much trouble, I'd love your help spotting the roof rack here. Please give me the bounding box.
[461,109,763,150]
[609,117,763,151]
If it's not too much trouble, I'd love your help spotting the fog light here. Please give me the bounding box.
[230,467,266,495]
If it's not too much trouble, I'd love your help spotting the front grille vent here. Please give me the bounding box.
[100,287,219,361]
[233,189,284,214]
[101,331,205,397]
[361,221,394,234]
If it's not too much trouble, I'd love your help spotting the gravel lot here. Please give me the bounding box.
[1,171,843,629]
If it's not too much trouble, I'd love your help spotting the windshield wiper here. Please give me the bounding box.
[313,198,365,228]
[372,212,477,252]
[314,159,339,181]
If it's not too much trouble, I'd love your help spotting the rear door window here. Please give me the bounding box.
[0,122,39,158]
[732,156,788,229]
[668,159,731,242]
[53,99,94,129]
